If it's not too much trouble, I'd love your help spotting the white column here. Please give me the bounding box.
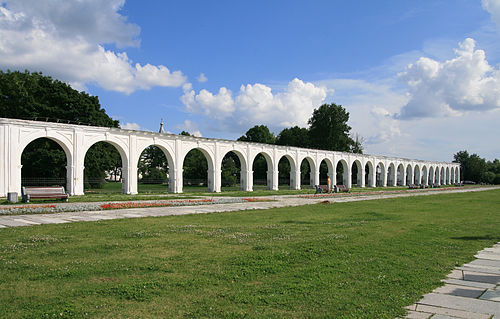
[360,166,366,187]
[269,168,278,191]
[208,168,217,192]
[242,169,253,191]
[345,164,352,188]
[291,168,300,190]
[331,162,337,186]
[0,125,7,197]
[313,166,320,187]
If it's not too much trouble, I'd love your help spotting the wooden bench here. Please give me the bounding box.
[22,186,69,203]
[408,184,418,189]
[334,185,349,193]
[315,185,331,194]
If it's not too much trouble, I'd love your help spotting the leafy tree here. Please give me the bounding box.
[238,125,275,144]
[221,153,239,187]
[453,150,487,183]
[0,70,120,189]
[276,126,310,148]
[308,103,354,152]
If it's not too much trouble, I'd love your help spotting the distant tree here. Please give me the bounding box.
[350,133,364,154]
[453,150,487,183]
[138,146,169,184]
[238,125,275,144]
[276,126,310,148]
[308,103,355,152]
[0,70,120,188]
[180,131,209,183]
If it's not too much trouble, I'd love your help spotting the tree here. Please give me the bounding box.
[138,146,169,184]
[0,70,120,188]
[308,103,354,152]
[453,150,487,183]
[276,126,311,148]
[238,125,275,144]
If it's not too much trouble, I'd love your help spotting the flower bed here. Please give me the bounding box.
[0,197,275,215]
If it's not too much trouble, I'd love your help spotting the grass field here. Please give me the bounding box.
[0,189,498,318]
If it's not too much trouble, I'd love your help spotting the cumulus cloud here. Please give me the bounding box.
[0,0,186,94]
[120,122,141,130]
[181,78,327,130]
[197,73,208,83]
[397,38,500,119]
[483,0,500,33]
[177,120,202,137]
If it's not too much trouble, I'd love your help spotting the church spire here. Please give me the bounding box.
[159,119,165,133]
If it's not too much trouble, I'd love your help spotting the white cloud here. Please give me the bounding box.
[197,73,208,83]
[0,0,186,94]
[397,38,500,119]
[181,78,327,130]
[483,0,500,33]
[120,122,141,130]
[177,120,202,137]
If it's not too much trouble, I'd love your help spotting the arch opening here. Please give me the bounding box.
[406,165,413,185]
[422,166,428,186]
[21,137,69,190]
[319,159,333,188]
[183,148,211,192]
[351,160,362,187]
[137,145,171,193]
[376,163,386,187]
[252,152,272,190]
[84,141,123,193]
[387,163,396,186]
[365,162,374,187]
[300,158,314,188]
[278,155,295,190]
[414,165,421,185]
[221,151,243,191]
[397,164,405,186]
[336,159,348,186]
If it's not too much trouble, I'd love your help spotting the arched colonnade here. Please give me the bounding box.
[0,118,460,196]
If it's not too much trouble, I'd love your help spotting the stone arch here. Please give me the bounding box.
[351,159,363,187]
[414,164,421,185]
[422,165,428,186]
[376,162,386,186]
[397,163,405,186]
[440,167,445,184]
[299,156,316,188]
[182,145,216,192]
[83,138,129,193]
[220,149,248,191]
[137,143,175,192]
[277,154,297,190]
[406,164,413,185]
[336,158,349,186]
[319,157,334,187]
[365,160,375,187]
[387,162,396,186]
[429,166,435,185]
[251,151,274,190]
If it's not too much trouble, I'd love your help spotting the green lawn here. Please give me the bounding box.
[0,190,499,318]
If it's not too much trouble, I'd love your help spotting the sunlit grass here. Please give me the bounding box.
[0,189,498,318]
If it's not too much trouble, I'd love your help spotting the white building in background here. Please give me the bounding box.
[0,118,460,197]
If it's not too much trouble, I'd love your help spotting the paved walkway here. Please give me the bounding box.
[405,242,500,319]
[0,186,497,228]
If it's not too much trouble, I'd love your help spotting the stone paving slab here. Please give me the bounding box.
[433,283,486,298]
[407,303,491,319]
[442,278,496,289]
[407,242,500,318]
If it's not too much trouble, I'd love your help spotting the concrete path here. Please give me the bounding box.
[405,242,500,319]
[0,186,497,229]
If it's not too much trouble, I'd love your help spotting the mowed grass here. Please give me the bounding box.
[0,190,499,318]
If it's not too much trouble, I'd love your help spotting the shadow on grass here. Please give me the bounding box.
[451,235,500,241]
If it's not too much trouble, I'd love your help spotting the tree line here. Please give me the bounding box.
[453,151,500,184]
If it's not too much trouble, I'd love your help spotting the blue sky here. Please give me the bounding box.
[1,0,500,161]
